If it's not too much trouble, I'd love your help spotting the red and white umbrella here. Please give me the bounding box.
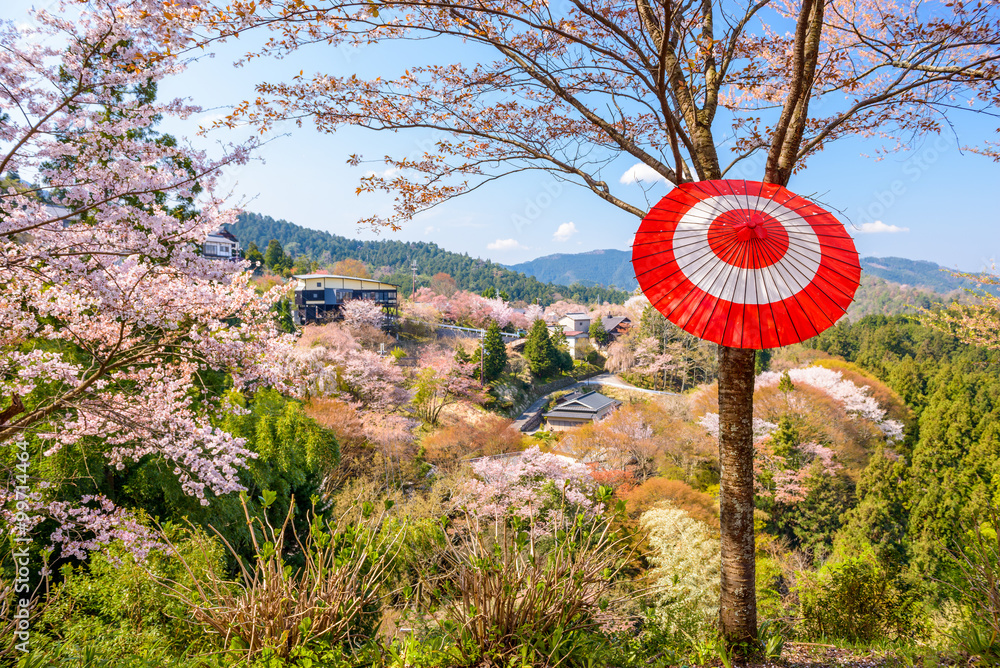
[632,180,860,349]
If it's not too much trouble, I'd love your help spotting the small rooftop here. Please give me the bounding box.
[294,274,399,287]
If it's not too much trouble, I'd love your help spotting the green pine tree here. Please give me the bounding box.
[481,321,509,382]
[264,239,285,270]
[589,319,609,346]
[524,319,558,377]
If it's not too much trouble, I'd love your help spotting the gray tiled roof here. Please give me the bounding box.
[601,316,631,330]
[543,391,619,419]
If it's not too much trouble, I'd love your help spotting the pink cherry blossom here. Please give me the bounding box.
[0,0,289,559]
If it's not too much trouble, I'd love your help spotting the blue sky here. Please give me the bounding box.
[7,1,999,272]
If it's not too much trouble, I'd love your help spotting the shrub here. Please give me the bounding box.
[944,504,1000,663]
[166,495,395,662]
[624,478,719,528]
[421,513,633,667]
[640,503,721,640]
[796,553,926,643]
[27,529,224,663]
[420,414,523,466]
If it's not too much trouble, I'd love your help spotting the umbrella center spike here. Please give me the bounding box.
[732,213,768,241]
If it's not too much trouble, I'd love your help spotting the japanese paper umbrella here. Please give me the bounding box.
[632,180,860,349]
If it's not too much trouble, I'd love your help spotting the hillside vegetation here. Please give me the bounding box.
[233,212,629,305]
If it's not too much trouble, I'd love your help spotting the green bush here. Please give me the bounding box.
[797,553,926,643]
[29,529,225,664]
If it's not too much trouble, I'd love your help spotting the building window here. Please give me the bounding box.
[316,282,322,287]
[205,243,218,255]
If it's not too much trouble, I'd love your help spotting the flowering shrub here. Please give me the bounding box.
[456,446,602,533]
[409,349,484,424]
[755,439,843,504]
[286,324,407,410]
[640,503,721,637]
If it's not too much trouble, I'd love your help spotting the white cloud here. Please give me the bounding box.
[487,238,527,250]
[553,221,578,242]
[364,167,401,178]
[619,163,667,185]
[423,225,437,235]
[857,220,910,234]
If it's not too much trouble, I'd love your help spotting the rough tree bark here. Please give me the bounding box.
[716,345,758,647]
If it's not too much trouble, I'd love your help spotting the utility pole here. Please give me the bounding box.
[480,330,485,385]
[410,260,418,298]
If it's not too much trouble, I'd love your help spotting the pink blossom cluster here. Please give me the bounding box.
[46,496,162,562]
[456,447,602,533]
[756,367,904,442]
[0,0,291,558]
[411,288,514,328]
[41,364,257,503]
[341,299,386,329]
[756,440,842,504]
[633,337,675,376]
[410,348,486,422]
[283,324,408,410]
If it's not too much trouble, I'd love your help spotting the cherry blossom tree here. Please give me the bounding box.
[205,0,999,646]
[0,0,289,557]
[288,324,407,410]
[409,349,485,424]
[756,366,904,442]
[341,298,385,329]
[457,446,602,535]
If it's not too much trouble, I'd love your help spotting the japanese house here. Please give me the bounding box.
[600,315,632,340]
[543,390,620,429]
[292,273,399,325]
[203,226,241,260]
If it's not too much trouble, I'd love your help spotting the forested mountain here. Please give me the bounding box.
[859,256,983,293]
[232,212,629,305]
[508,249,986,295]
[508,249,635,289]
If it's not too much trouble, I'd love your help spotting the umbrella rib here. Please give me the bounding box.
[636,239,735,298]
[754,231,791,348]
[778,243,856,304]
[748,237,769,349]
[756,201,806,346]
[779,252,844,329]
[720,233,751,348]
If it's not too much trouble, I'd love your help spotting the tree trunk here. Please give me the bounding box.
[717,344,758,649]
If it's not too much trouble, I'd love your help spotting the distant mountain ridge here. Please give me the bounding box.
[508,249,985,295]
[508,249,635,290]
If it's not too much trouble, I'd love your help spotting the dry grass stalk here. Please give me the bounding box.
[163,496,398,661]
[424,513,634,666]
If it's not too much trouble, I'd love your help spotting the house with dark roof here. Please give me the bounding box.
[600,315,632,340]
[203,226,241,260]
[291,273,399,325]
[543,390,620,430]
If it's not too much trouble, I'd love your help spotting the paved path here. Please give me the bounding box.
[576,372,681,396]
